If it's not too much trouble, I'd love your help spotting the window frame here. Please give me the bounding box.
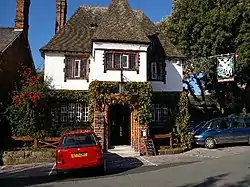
[151,62,157,80]
[74,59,81,78]
[150,62,166,82]
[60,103,89,123]
[65,56,89,80]
[151,104,168,123]
[104,50,139,71]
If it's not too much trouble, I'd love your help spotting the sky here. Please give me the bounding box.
[0,0,173,70]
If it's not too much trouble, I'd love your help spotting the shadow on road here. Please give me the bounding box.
[176,173,250,187]
[215,143,250,150]
[0,152,143,187]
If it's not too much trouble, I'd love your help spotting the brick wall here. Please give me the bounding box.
[0,33,34,91]
[93,104,109,150]
[55,0,67,34]
[15,0,30,38]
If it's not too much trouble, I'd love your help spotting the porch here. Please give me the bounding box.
[94,101,148,154]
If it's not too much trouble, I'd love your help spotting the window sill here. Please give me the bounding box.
[59,121,90,124]
[149,79,165,82]
[105,68,138,71]
[66,78,88,80]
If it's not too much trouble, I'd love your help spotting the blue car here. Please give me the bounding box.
[193,116,250,149]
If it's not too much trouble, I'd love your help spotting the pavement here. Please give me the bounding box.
[1,145,250,187]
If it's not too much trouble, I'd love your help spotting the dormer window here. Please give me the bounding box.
[104,51,139,71]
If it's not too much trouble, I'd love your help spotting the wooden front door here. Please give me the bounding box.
[109,104,131,146]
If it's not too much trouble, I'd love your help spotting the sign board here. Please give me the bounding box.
[217,54,235,82]
[144,138,156,156]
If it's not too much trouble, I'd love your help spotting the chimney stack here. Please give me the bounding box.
[14,0,30,38]
[55,0,67,34]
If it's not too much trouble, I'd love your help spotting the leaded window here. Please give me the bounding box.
[60,103,88,123]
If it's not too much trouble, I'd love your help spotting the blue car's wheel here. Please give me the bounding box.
[205,137,215,149]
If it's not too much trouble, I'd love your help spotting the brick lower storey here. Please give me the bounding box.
[94,104,148,154]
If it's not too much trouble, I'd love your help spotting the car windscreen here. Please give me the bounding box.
[59,133,97,148]
[195,121,206,129]
[201,119,221,130]
[200,121,211,129]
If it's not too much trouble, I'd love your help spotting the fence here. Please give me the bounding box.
[11,136,60,149]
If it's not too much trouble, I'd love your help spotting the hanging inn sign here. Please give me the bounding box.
[217,53,235,82]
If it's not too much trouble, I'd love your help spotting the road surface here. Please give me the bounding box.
[1,146,250,187]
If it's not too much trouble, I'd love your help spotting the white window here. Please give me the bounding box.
[82,103,88,122]
[151,62,157,80]
[76,103,82,122]
[60,103,88,123]
[61,104,67,122]
[122,54,129,69]
[74,60,81,78]
[68,103,75,122]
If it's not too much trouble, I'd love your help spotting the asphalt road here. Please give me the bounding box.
[1,147,250,187]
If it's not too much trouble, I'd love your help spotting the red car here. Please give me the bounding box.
[56,130,104,175]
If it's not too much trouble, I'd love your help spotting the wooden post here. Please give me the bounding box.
[170,133,173,148]
[34,137,38,149]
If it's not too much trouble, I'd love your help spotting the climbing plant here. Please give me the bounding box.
[88,80,153,125]
[173,91,192,148]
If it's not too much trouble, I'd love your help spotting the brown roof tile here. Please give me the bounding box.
[40,3,184,58]
[40,6,106,54]
[92,0,150,44]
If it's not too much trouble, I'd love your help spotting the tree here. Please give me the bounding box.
[158,0,250,115]
[7,67,50,137]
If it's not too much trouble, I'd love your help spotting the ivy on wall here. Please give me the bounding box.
[88,81,153,125]
[44,81,153,128]
[46,90,89,102]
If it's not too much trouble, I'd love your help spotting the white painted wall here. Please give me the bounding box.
[90,42,148,82]
[44,43,183,92]
[44,53,89,90]
[152,60,183,92]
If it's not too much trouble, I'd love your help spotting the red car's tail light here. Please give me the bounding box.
[56,150,64,164]
[96,146,102,157]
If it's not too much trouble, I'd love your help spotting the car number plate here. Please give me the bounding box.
[71,153,87,158]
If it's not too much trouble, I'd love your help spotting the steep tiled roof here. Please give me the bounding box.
[40,3,184,58]
[92,0,150,44]
[0,27,22,53]
[40,6,106,54]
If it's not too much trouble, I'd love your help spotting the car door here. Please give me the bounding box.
[213,118,232,144]
[230,117,247,143]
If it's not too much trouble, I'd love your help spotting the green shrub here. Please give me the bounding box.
[173,91,192,148]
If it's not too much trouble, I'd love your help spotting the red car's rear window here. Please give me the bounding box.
[59,133,97,148]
